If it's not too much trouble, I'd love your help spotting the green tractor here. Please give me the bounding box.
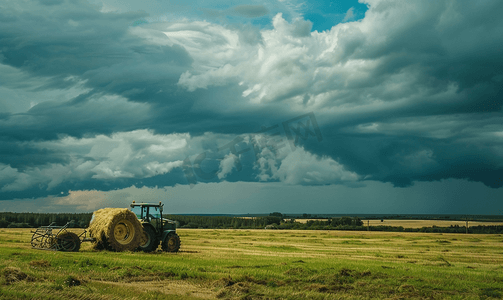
[130,201,181,252]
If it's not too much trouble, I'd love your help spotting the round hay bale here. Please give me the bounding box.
[88,208,142,252]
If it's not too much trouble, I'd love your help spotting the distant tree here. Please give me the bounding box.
[269,212,283,217]
[183,222,199,228]
[265,224,278,229]
[258,216,283,226]
[7,222,31,228]
[341,217,352,226]
[0,219,9,228]
[353,217,363,226]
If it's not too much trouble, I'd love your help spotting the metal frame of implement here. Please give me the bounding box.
[30,221,94,252]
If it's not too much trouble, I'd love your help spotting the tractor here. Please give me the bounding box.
[31,201,180,253]
[130,201,181,252]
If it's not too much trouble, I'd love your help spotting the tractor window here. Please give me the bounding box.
[131,206,142,219]
[150,207,161,219]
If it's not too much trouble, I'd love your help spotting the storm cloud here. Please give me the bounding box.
[1,0,502,212]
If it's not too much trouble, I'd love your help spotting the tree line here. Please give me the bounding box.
[0,212,362,230]
[1,212,502,234]
[0,212,92,228]
[166,215,365,229]
[164,215,285,229]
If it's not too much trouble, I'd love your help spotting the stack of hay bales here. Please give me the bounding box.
[88,208,142,251]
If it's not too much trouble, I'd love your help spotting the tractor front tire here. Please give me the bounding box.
[138,226,159,252]
[162,232,180,253]
[57,232,81,252]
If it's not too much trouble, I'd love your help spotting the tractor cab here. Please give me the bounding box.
[131,202,162,228]
[130,201,180,252]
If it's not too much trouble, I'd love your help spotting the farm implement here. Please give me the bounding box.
[30,221,91,252]
[30,201,180,253]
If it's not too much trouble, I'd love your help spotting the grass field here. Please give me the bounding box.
[1,228,503,299]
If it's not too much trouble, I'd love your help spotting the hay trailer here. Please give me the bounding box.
[30,221,91,252]
[30,201,180,253]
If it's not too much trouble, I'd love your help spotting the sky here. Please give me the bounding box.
[1,0,503,214]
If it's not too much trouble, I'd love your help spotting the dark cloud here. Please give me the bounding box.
[1,0,503,207]
[0,138,68,168]
[0,93,152,141]
[0,0,192,95]
[314,113,503,189]
[39,0,64,6]
[0,0,193,140]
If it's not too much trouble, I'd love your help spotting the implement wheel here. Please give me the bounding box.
[138,226,159,252]
[162,232,180,253]
[57,232,81,252]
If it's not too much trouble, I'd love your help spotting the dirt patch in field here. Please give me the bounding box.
[2,267,35,284]
[284,267,309,276]
[29,260,51,267]
[216,281,251,298]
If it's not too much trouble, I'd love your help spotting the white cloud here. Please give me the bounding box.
[145,161,184,176]
[276,149,359,185]
[0,164,18,184]
[55,129,189,180]
[175,13,324,104]
[169,10,393,109]
[253,139,359,185]
[217,153,238,179]
[342,7,355,22]
[0,163,70,192]
[169,0,503,122]
[0,130,191,192]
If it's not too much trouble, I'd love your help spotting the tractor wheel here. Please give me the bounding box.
[138,226,159,252]
[57,232,81,252]
[107,213,142,251]
[162,232,180,253]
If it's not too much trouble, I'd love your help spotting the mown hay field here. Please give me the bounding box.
[1,228,503,299]
[366,220,503,228]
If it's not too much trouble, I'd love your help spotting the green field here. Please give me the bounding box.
[1,228,503,299]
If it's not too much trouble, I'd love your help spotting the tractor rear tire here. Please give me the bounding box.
[57,232,81,252]
[107,213,142,252]
[162,232,180,253]
[138,226,159,252]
